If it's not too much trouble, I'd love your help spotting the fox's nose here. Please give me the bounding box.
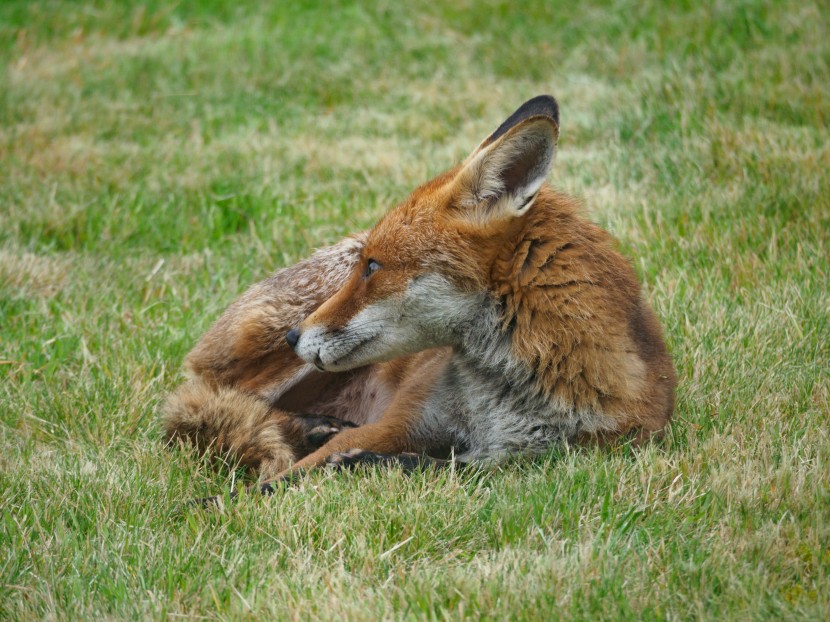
[285,328,301,349]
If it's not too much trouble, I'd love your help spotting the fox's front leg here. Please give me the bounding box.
[253,421,412,494]
[253,352,452,493]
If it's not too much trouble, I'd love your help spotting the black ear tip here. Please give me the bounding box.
[483,94,560,146]
[523,94,559,126]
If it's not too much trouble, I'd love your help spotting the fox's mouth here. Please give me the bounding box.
[295,323,377,371]
[316,332,377,371]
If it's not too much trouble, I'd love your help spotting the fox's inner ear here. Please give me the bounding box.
[454,95,559,222]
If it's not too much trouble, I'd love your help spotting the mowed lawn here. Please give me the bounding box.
[1,1,828,619]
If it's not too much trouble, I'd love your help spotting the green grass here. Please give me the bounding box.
[1,0,828,619]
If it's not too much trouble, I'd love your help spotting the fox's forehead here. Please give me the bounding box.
[364,206,439,264]
[363,171,459,263]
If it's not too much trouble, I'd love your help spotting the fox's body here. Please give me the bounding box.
[164,96,675,487]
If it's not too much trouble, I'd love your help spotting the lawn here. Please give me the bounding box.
[1,0,828,619]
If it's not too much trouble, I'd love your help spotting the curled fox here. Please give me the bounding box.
[164,96,676,492]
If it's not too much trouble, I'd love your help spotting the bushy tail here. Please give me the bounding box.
[163,379,294,479]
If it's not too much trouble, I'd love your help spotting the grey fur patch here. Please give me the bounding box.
[414,293,617,459]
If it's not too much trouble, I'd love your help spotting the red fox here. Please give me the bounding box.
[164,95,676,495]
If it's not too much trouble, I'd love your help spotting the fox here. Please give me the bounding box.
[163,95,676,497]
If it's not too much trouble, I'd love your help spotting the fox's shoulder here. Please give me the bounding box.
[493,187,637,301]
[492,187,670,407]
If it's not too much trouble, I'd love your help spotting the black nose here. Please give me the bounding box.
[285,328,300,348]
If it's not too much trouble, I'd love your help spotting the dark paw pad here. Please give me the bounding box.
[296,414,358,449]
[325,448,370,468]
[306,424,343,447]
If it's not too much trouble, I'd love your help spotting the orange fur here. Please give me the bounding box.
[163,96,676,494]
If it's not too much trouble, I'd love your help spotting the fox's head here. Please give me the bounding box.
[287,96,560,371]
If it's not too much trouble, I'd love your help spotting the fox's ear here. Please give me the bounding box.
[454,95,559,222]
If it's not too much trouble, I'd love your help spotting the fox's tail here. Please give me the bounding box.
[163,379,295,479]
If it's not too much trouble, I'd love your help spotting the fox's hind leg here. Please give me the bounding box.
[162,234,367,478]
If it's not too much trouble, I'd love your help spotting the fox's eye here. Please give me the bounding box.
[364,259,381,278]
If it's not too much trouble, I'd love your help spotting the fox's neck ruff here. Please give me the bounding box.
[451,293,539,392]
[450,191,589,400]
[440,292,589,455]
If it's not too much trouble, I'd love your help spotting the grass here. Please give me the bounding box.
[1,0,828,619]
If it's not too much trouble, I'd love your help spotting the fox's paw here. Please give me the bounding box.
[295,414,358,448]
